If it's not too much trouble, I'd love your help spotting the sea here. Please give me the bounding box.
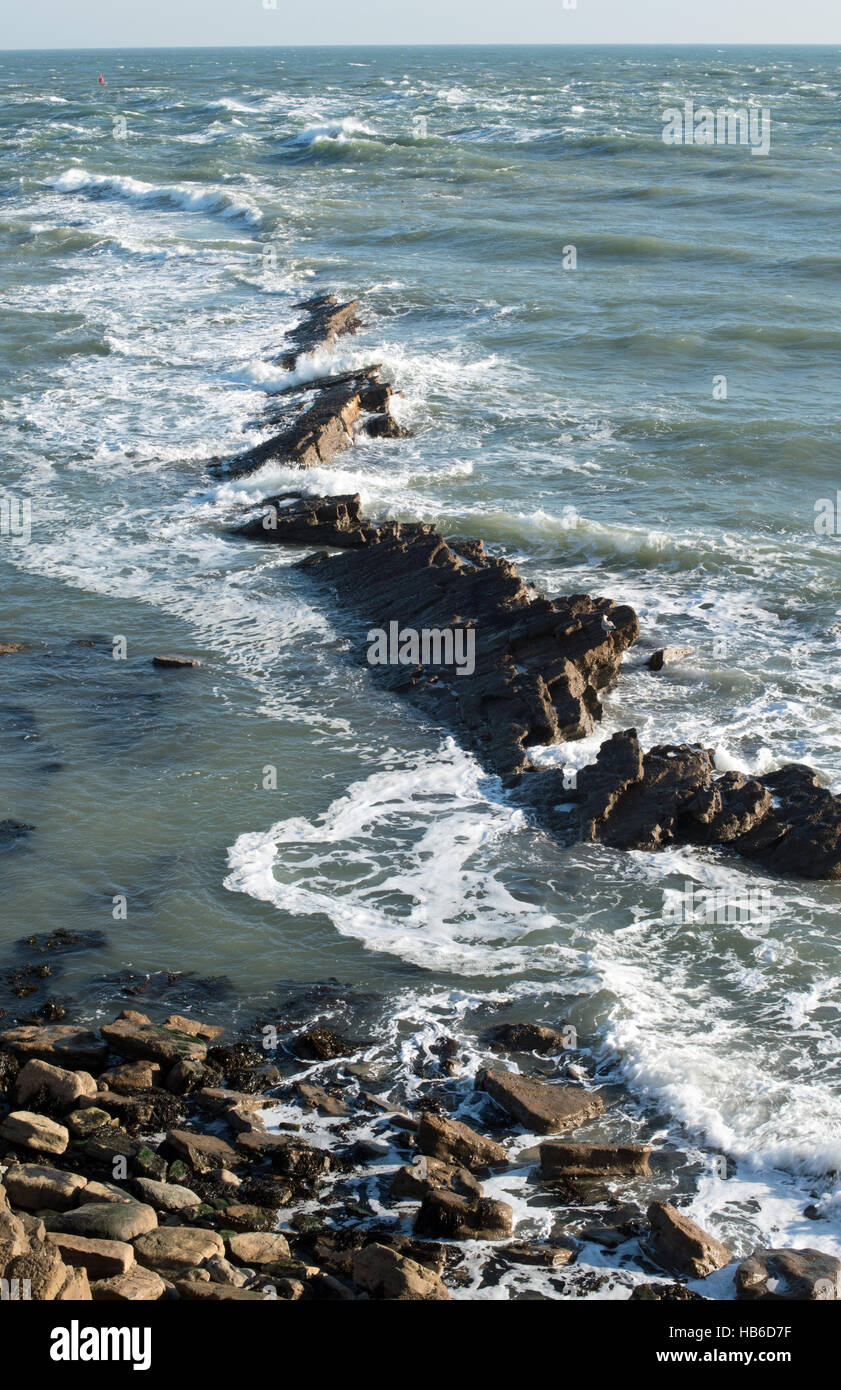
[1,44,840,1297]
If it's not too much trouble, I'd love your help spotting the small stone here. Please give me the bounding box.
[0,1109,69,1154]
[647,646,695,672]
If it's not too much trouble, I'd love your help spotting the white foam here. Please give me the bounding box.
[45,167,262,226]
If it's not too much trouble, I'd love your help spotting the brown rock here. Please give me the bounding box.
[539,1141,652,1180]
[0,1109,69,1154]
[390,1156,482,1201]
[91,1265,166,1301]
[647,646,695,671]
[417,1111,507,1169]
[6,1240,67,1300]
[476,1067,605,1135]
[647,1201,732,1278]
[50,1233,135,1278]
[102,1019,207,1067]
[56,1265,92,1300]
[414,1189,513,1241]
[487,1022,572,1055]
[100,1061,163,1094]
[15,1058,98,1112]
[133,1226,224,1273]
[0,1025,107,1070]
[3,1163,87,1211]
[735,1248,841,1301]
[166,1128,240,1171]
[352,1243,449,1301]
[174,1279,267,1301]
[227,1232,291,1266]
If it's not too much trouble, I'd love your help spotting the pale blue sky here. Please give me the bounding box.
[1,0,840,49]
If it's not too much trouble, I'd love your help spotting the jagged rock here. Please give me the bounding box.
[218,1204,282,1234]
[0,1109,69,1154]
[352,1243,449,1301]
[204,1253,249,1288]
[276,293,362,368]
[45,1200,157,1243]
[164,1058,209,1095]
[294,1081,348,1116]
[0,1024,107,1070]
[647,1201,732,1278]
[56,1265,92,1300]
[390,1156,482,1201]
[6,1239,68,1299]
[293,1026,354,1061]
[162,1014,222,1041]
[50,1233,135,1278]
[166,1128,240,1172]
[91,1265,166,1301]
[67,1107,115,1138]
[0,1206,29,1272]
[630,1281,705,1301]
[417,1112,507,1170]
[476,1067,605,1135]
[414,1189,513,1241]
[735,1247,841,1301]
[647,646,695,671]
[539,1141,652,1180]
[133,1226,225,1273]
[14,1058,98,1112]
[3,1163,87,1211]
[502,1240,578,1267]
[194,1086,273,1118]
[305,528,638,777]
[363,413,410,439]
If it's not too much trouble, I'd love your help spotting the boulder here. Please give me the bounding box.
[167,1129,240,1172]
[390,1156,482,1201]
[67,1107,115,1138]
[647,1201,732,1278]
[132,1177,200,1214]
[49,1233,135,1278]
[46,1200,157,1243]
[486,1022,571,1055]
[227,1232,291,1266]
[352,1243,450,1301]
[0,1206,29,1272]
[0,1025,107,1070]
[99,1061,163,1094]
[476,1068,604,1135]
[91,1265,166,1301]
[414,1189,513,1241]
[539,1141,652,1180]
[56,1265,92,1300]
[3,1163,87,1211]
[0,1109,69,1155]
[15,1058,98,1112]
[5,1240,68,1299]
[417,1111,507,1169]
[133,1226,225,1273]
[736,1248,841,1301]
[647,646,695,671]
[101,1019,207,1066]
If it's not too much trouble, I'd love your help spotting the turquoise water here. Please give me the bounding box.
[2,45,841,1287]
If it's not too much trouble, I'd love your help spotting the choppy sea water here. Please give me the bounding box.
[2,44,841,1294]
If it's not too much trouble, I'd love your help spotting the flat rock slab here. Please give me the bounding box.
[174,1279,268,1301]
[133,1177,201,1213]
[167,1128,240,1171]
[228,1232,291,1266]
[539,1141,652,1180]
[0,1024,107,1070]
[102,1019,207,1066]
[92,1265,166,1301]
[736,1247,841,1301]
[46,1200,158,1243]
[418,1111,507,1170]
[647,1201,732,1279]
[133,1225,224,1272]
[152,655,202,668]
[3,1163,88,1210]
[476,1068,605,1135]
[0,1109,69,1154]
[50,1233,135,1278]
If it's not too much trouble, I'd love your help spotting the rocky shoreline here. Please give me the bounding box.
[2,1005,838,1301]
[4,290,840,1304]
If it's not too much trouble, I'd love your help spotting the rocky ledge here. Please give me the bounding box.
[2,1008,836,1302]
